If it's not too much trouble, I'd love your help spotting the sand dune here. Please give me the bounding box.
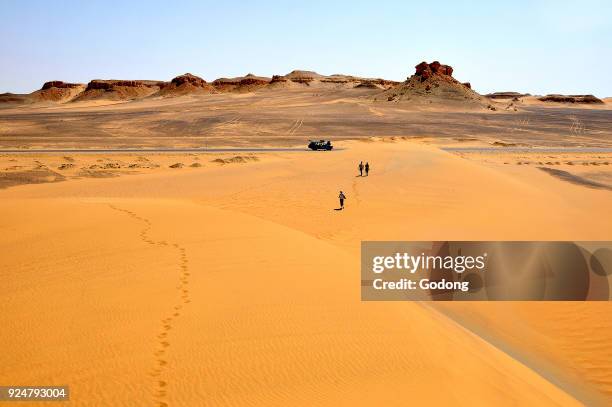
[435,302,612,405]
[0,61,611,405]
[0,196,581,406]
[2,140,612,405]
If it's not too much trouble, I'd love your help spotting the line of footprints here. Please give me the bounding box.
[108,205,191,407]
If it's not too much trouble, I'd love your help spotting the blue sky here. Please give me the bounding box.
[1,0,611,96]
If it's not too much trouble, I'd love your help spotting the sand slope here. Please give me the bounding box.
[0,198,581,407]
[2,141,612,405]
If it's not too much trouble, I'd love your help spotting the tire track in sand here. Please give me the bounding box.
[108,205,191,407]
[286,118,303,135]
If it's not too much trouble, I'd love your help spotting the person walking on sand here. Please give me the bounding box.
[339,191,347,209]
[365,162,370,176]
[358,161,364,176]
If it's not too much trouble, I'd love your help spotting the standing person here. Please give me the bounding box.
[365,162,370,176]
[358,161,364,176]
[338,191,347,210]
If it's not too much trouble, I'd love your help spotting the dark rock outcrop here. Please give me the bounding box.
[378,60,484,105]
[213,73,271,92]
[170,73,208,87]
[538,94,603,104]
[414,61,454,81]
[41,81,82,90]
[270,75,287,83]
[486,92,530,99]
[85,80,164,91]
[157,73,215,96]
[239,77,269,86]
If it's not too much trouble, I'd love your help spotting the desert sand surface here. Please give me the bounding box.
[1,86,612,151]
[1,66,612,406]
[2,135,612,406]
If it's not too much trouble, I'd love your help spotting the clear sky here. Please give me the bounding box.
[1,0,611,96]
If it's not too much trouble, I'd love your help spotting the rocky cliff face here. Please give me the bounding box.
[1,81,86,104]
[1,70,400,105]
[73,79,164,101]
[0,65,606,108]
[213,74,271,92]
[85,80,165,91]
[41,81,83,90]
[414,61,454,79]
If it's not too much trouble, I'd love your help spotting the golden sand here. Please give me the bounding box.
[1,140,611,405]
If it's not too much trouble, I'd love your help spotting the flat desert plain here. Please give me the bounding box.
[1,88,612,406]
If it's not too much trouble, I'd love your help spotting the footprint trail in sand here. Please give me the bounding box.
[108,204,191,407]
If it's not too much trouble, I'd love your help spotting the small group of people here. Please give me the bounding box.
[337,161,372,210]
[358,161,370,177]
